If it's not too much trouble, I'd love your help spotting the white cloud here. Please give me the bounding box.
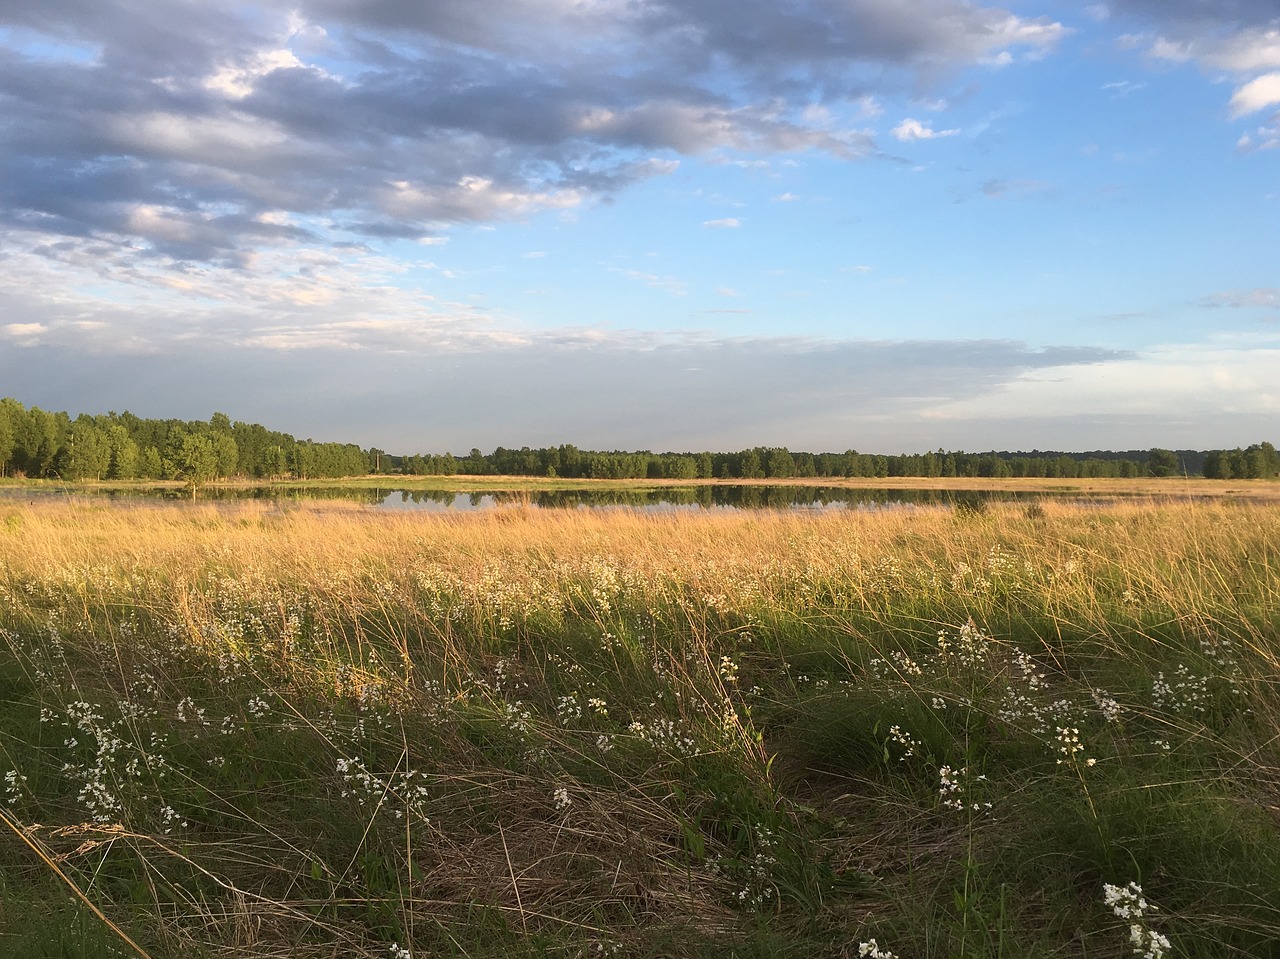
[1229,72,1280,117]
[382,176,584,223]
[702,217,742,228]
[1237,124,1280,152]
[1136,23,1280,122]
[1200,288,1280,309]
[610,267,688,295]
[854,95,883,118]
[106,111,293,163]
[204,49,309,100]
[1101,80,1146,96]
[1158,27,1280,74]
[892,118,960,141]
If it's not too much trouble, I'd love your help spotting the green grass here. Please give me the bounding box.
[1,498,1278,957]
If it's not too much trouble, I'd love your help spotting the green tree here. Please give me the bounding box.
[58,416,112,480]
[1261,441,1280,479]
[1146,448,1179,477]
[290,443,316,480]
[765,448,796,478]
[14,406,64,477]
[176,434,219,498]
[0,398,17,477]
[139,446,164,479]
[262,445,287,479]
[212,433,239,478]
[1203,451,1231,479]
[1241,443,1279,480]
[106,425,140,480]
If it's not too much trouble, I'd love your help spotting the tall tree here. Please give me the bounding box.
[1146,448,1179,477]
[106,424,140,479]
[0,398,17,477]
[57,416,111,480]
[176,434,220,498]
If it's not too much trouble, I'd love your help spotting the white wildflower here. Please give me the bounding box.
[858,939,898,959]
[552,786,572,812]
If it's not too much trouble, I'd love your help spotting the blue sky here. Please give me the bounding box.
[1,0,1276,454]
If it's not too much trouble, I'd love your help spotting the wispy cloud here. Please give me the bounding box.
[1199,288,1280,310]
[609,267,688,296]
[891,118,960,141]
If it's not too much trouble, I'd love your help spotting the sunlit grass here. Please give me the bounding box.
[1,497,1278,957]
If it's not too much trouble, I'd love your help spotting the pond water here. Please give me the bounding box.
[0,483,1095,512]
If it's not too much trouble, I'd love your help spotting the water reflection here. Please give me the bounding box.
[0,483,1128,512]
[346,485,1057,511]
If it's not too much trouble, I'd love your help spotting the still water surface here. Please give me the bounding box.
[2,484,1101,512]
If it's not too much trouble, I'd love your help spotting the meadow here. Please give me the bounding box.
[2,495,1279,958]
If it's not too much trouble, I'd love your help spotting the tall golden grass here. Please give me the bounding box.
[1,495,1278,957]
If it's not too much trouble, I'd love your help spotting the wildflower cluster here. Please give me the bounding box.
[627,718,698,756]
[887,724,918,761]
[335,757,431,822]
[996,651,1077,736]
[556,695,583,725]
[1103,881,1171,959]
[60,700,169,823]
[718,655,739,683]
[936,622,993,668]
[938,765,991,813]
[731,826,778,909]
[176,696,208,727]
[858,940,899,958]
[4,769,28,806]
[1055,727,1095,767]
[1151,665,1208,716]
[1091,688,1123,723]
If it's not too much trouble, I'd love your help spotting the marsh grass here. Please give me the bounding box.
[1,497,1279,956]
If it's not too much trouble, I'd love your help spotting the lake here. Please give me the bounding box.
[0,483,1107,512]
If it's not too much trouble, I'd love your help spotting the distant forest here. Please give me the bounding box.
[1,398,1277,483]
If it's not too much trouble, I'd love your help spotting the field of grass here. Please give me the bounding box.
[2,496,1279,957]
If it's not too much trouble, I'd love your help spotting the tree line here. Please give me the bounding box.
[1,398,1276,483]
[0,401,368,485]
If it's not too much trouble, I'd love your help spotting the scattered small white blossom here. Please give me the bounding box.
[4,769,28,806]
[1104,881,1170,959]
[888,725,917,761]
[552,786,572,812]
[858,939,898,958]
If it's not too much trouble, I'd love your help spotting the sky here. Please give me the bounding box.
[0,0,1277,455]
